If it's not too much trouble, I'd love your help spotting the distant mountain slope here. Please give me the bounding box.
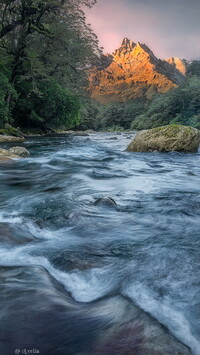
[164,57,188,75]
[88,38,186,104]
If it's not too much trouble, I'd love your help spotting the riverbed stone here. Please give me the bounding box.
[94,197,117,207]
[0,156,13,161]
[0,267,191,355]
[0,223,36,245]
[0,148,19,159]
[9,146,30,157]
[0,135,25,143]
[127,125,200,153]
[0,147,30,160]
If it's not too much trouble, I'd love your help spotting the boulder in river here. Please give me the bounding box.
[127,125,200,153]
[9,146,30,157]
[0,147,30,160]
[0,148,19,160]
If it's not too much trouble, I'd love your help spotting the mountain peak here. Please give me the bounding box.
[113,39,158,63]
[122,37,130,45]
[122,37,135,47]
[88,38,186,104]
[117,37,136,52]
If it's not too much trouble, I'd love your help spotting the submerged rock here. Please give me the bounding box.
[9,146,30,157]
[0,223,36,245]
[94,197,117,207]
[0,266,191,355]
[127,125,200,153]
[94,302,192,355]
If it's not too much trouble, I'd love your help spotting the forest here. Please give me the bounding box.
[0,0,200,133]
[0,0,100,132]
[81,66,200,131]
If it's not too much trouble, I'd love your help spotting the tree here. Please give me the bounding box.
[13,78,81,128]
[0,0,100,129]
[131,76,200,130]
[187,61,200,77]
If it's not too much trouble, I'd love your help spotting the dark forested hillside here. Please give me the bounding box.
[0,0,100,131]
[80,70,200,131]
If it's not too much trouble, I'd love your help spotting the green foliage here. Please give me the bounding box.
[94,98,145,130]
[131,76,200,130]
[98,103,125,129]
[102,125,124,132]
[187,61,200,77]
[0,71,17,127]
[89,75,200,132]
[0,0,100,130]
[13,79,81,129]
[0,124,22,137]
[78,98,101,130]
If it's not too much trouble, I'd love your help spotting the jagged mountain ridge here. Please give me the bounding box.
[88,38,187,104]
[165,57,188,75]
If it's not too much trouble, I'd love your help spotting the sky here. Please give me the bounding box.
[85,0,200,60]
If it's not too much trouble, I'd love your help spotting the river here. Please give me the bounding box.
[0,132,199,355]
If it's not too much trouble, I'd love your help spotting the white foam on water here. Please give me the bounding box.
[0,246,116,303]
[123,282,200,355]
[24,156,52,164]
[0,212,55,241]
[0,242,199,354]
[0,212,22,224]
[58,266,118,302]
[24,220,55,240]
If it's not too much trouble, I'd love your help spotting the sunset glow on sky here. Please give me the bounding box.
[85,0,200,60]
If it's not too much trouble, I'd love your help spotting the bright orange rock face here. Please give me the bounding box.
[88,38,186,104]
[165,57,188,76]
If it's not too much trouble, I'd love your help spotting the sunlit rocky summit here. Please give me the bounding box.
[88,38,187,104]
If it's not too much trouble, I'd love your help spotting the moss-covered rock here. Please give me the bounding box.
[127,125,200,153]
[0,124,24,138]
[21,128,45,136]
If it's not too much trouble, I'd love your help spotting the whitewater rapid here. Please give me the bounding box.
[0,133,199,354]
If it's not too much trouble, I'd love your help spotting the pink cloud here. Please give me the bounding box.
[85,0,200,60]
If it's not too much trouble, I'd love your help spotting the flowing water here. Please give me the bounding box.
[0,133,200,355]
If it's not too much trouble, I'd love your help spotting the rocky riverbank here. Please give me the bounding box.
[0,135,25,143]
